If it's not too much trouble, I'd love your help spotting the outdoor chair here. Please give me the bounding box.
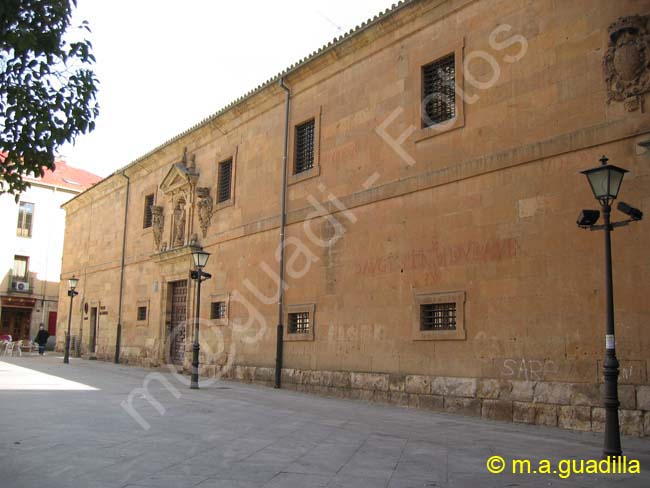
[3,342,18,357]
[20,340,36,354]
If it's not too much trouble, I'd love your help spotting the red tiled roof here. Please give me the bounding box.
[24,160,102,191]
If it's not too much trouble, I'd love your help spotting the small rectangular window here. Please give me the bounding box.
[137,306,147,321]
[217,159,233,203]
[420,302,456,331]
[16,202,34,237]
[288,311,310,334]
[422,54,456,127]
[143,194,154,228]
[210,301,226,320]
[294,119,315,174]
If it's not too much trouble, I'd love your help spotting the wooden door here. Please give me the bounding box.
[89,307,98,352]
[48,311,57,336]
[2,308,31,341]
[169,280,188,365]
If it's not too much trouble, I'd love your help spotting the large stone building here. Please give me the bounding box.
[58,0,650,435]
[0,160,100,344]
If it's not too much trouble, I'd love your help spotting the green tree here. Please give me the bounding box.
[0,0,99,198]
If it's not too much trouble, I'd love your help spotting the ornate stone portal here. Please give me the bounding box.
[604,15,650,111]
[156,148,213,252]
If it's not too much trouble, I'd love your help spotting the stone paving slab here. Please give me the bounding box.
[0,357,648,487]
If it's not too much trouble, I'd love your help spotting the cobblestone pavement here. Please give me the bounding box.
[0,356,648,487]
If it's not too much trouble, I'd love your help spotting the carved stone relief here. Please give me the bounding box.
[172,198,187,248]
[604,15,650,111]
[196,187,213,238]
[152,205,164,250]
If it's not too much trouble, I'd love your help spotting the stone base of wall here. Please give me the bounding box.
[218,366,650,437]
[71,351,650,437]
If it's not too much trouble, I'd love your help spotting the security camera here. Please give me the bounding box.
[617,202,643,221]
[577,209,600,228]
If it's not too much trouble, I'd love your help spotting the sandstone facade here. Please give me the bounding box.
[57,0,650,435]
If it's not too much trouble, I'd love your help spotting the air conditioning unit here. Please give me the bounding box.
[12,281,29,292]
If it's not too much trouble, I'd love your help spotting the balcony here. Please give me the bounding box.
[7,273,35,294]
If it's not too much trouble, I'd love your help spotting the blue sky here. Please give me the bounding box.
[62,0,398,177]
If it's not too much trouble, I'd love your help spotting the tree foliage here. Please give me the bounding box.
[0,0,99,198]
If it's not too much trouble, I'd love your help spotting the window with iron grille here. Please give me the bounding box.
[294,119,315,174]
[210,301,226,320]
[143,194,154,228]
[137,306,147,321]
[16,202,34,237]
[420,302,456,331]
[288,311,310,334]
[217,159,232,203]
[422,54,456,127]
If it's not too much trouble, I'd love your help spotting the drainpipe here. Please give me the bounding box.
[275,77,290,388]
[115,172,130,363]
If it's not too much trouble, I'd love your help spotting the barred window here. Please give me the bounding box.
[288,312,310,334]
[420,302,456,331]
[294,119,315,174]
[137,306,147,321]
[210,301,226,320]
[17,202,34,237]
[422,54,456,127]
[143,194,154,228]
[217,159,232,203]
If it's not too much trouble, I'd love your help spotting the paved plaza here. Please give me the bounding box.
[0,356,648,487]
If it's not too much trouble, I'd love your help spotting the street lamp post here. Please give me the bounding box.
[578,155,643,458]
[63,276,79,364]
[190,249,211,389]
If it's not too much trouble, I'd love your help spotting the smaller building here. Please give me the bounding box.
[0,160,100,345]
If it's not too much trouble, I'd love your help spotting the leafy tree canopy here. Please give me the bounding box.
[0,0,99,198]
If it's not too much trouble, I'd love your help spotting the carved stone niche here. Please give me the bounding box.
[604,15,650,112]
[196,187,213,238]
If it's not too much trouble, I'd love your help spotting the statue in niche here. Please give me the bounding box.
[196,187,213,238]
[604,15,650,111]
[173,199,186,248]
[151,206,164,250]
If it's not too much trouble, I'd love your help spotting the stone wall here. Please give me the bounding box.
[56,0,650,437]
[217,366,650,437]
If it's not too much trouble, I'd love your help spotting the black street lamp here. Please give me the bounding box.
[63,276,79,364]
[578,155,643,458]
[190,249,211,389]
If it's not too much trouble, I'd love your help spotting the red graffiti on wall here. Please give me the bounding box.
[355,238,517,276]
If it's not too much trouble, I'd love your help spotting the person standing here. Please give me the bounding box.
[34,325,50,356]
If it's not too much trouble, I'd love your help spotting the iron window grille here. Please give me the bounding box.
[137,306,147,321]
[16,202,34,237]
[217,159,233,203]
[422,54,456,127]
[210,301,226,320]
[294,119,315,174]
[143,194,154,228]
[420,302,457,331]
[288,311,310,334]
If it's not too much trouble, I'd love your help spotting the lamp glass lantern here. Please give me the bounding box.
[191,250,210,269]
[68,276,79,290]
[581,160,628,203]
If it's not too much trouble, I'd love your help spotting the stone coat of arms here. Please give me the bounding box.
[604,15,650,111]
